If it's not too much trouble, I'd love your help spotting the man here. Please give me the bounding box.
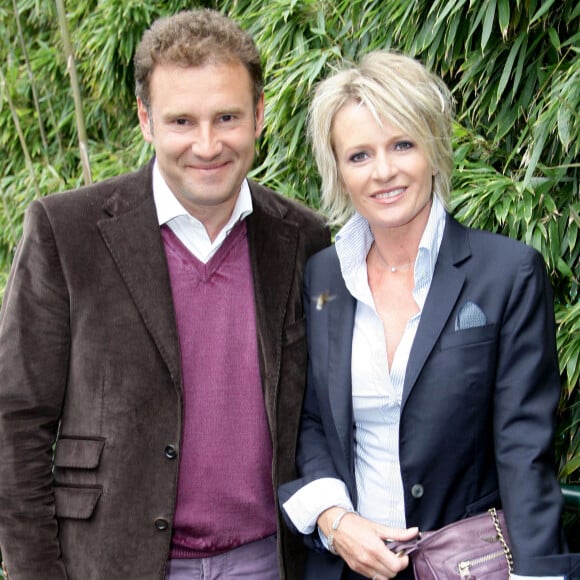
[0,9,330,580]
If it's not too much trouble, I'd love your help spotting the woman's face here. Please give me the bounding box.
[332,101,434,235]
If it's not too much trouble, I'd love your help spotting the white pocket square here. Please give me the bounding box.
[455,301,487,330]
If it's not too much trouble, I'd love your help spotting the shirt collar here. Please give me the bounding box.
[152,160,253,232]
[335,196,446,300]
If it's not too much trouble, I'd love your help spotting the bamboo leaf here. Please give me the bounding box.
[548,27,561,51]
[530,0,557,25]
[497,34,524,105]
[560,454,580,478]
[497,0,510,40]
[511,33,528,100]
[481,0,497,52]
[557,105,573,152]
[557,257,575,279]
[523,130,548,187]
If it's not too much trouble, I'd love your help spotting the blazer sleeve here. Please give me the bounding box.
[0,200,69,578]
[492,247,566,570]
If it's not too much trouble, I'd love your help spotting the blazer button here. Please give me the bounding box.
[164,444,178,459]
[154,518,169,531]
[411,484,424,498]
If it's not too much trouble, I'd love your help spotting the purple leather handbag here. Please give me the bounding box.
[388,508,513,579]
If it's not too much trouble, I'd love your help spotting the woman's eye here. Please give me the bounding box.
[395,140,413,151]
[349,152,367,163]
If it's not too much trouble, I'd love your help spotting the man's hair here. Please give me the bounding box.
[308,51,454,225]
[134,9,263,110]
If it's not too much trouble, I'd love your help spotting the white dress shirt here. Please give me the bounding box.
[152,161,253,262]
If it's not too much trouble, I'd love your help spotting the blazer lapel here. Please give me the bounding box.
[97,165,182,389]
[309,249,357,477]
[246,183,301,422]
[402,215,470,407]
[327,280,357,472]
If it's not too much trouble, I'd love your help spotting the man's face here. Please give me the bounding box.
[138,61,264,237]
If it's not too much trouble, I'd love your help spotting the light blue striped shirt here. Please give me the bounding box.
[338,197,445,528]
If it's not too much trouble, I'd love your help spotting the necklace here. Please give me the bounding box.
[372,244,414,273]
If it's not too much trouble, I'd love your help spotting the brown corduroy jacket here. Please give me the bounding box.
[0,160,330,580]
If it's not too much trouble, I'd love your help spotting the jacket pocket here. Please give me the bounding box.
[53,436,105,469]
[465,489,501,516]
[54,484,103,519]
[439,323,497,350]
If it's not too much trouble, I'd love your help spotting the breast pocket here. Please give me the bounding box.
[433,324,498,402]
[439,323,497,350]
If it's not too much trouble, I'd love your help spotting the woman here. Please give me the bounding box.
[279,51,566,580]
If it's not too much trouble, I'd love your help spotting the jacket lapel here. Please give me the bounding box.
[246,183,301,424]
[97,164,182,389]
[310,249,357,479]
[402,215,470,407]
[327,280,357,474]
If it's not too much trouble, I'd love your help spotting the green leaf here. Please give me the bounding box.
[497,34,525,105]
[542,193,557,214]
[481,0,497,52]
[548,27,561,51]
[523,130,548,188]
[560,454,580,479]
[557,106,572,152]
[530,0,558,25]
[523,191,534,221]
[498,0,510,39]
[556,258,575,279]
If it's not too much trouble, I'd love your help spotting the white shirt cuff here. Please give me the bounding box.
[282,477,353,534]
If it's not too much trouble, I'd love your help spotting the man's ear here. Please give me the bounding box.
[254,92,265,138]
[137,97,154,143]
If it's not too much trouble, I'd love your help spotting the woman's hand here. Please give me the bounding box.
[318,507,419,579]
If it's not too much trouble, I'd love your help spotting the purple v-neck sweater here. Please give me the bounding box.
[161,222,276,558]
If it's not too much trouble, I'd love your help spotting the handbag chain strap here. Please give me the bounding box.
[489,508,514,573]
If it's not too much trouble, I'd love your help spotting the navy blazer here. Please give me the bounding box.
[280,213,567,578]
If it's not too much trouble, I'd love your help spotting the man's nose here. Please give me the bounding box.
[191,125,222,158]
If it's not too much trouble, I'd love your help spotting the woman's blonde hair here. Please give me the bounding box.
[309,51,454,224]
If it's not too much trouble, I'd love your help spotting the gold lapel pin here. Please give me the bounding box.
[315,290,336,311]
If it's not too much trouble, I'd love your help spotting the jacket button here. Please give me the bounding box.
[154,518,169,531]
[164,445,178,459]
[411,484,424,498]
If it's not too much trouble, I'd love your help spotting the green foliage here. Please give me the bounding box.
[0,0,578,532]
[220,0,579,485]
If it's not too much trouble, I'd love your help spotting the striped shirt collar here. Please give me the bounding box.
[335,195,446,301]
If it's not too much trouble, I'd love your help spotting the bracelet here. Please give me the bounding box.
[332,508,356,531]
[328,533,338,555]
[327,509,357,555]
